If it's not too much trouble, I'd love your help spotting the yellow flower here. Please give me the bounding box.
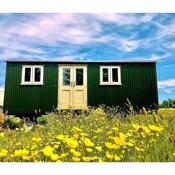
[70,149,81,157]
[72,157,81,162]
[32,137,42,143]
[22,155,31,161]
[112,127,118,131]
[105,142,120,150]
[53,145,59,149]
[127,142,134,147]
[106,151,113,159]
[31,151,38,158]
[51,153,59,161]
[80,133,88,137]
[114,155,121,161]
[57,135,65,141]
[82,156,93,162]
[73,126,83,132]
[149,125,164,133]
[84,138,94,147]
[135,147,145,152]
[119,133,127,139]
[31,145,37,150]
[14,149,29,156]
[86,148,93,152]
[61,153,68,158]
[42,146,54,157]
[65,138,78,149]
[95,146,102,152]
[0,149,8,157]
[0,133,4,138]
[113,137,127,146]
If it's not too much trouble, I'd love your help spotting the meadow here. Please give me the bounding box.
[0,107,175,162]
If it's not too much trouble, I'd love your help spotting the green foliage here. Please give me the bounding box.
[4,116,21,129]
[37,115,48,125]
[161,98,175,108]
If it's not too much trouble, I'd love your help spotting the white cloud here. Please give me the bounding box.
[94,13,155,25]
[118,38,140,52]
[147,53,170,61]
[158,79,175,94]
[158,79,175,88]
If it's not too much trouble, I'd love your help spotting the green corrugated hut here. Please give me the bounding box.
[3,60,158,115]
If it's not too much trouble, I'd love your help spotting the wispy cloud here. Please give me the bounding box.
[158,79,175,94]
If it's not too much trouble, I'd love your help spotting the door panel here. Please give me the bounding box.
[58,65,87,109]
[59,66,73,109]
[73,66,87,109]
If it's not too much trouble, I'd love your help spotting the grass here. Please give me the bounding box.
[0,107,175,162]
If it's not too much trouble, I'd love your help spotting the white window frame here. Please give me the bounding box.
[100,66,122,85]
[110,66,121,85]
[100,66,110,85]
[21,65,44,85]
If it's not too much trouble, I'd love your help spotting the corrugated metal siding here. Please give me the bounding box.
[4,62,158,114]
[87,63,158,109]
[4,63,58,114]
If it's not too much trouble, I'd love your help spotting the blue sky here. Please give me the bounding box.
[0,13,175,102]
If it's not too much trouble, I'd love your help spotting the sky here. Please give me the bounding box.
[0,13,175,102]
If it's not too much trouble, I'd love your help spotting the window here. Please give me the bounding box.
[63,68,70,86]
[21,65,44,85]
[76,68,84,85]
[100,66,121,85]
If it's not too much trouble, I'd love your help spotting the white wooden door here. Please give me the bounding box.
[58,65,87,109]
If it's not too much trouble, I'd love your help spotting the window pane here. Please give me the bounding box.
[76,69,83,85]
[112,68,118,82]
[24,68,31,82]
[34,68,41,82]
[63,68,70,86]
[102,68,109,82]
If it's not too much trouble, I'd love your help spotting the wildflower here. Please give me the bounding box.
[0,149,8,157]
[149,125,164,133]
[84,138,94,147]
[86,148,93,152]
[105,142,120,150]
[127,142,134,147]
[114,155,121,161]
[0,133,4,138]
[61,153,68,158]
[106,151,113,159]
[70,149,81,157]
[135,147,145,152]
[65,138,78,149]
[73,126,82,132]
[72,157,81,162]
[82,156,92,162]
[50,153,59,161]
[113,137,127,146]
[57,135,65,141]
[95,146,102,152]
[42,146,54,157]
[112,127,118,131]
[22,156,31,161]
[53,145,59,149]
[14,149,29,156]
